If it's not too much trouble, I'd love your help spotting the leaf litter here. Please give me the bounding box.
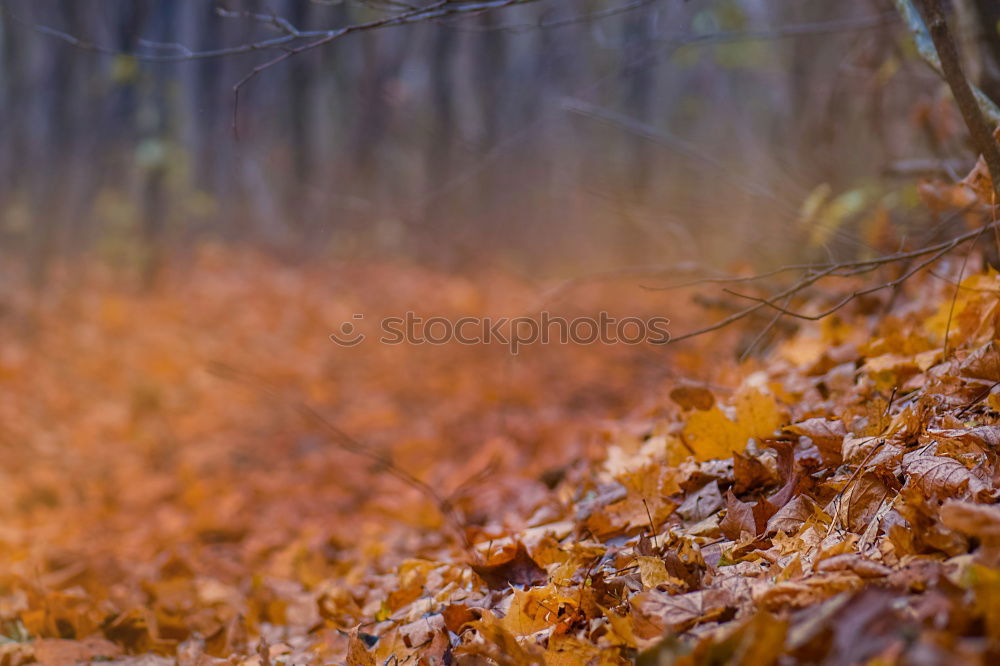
[4,250,1000,663]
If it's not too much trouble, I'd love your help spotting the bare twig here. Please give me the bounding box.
[649,206,976,292]
[720,244,952,322]
[739,294,792,361]
[669,216,997,343]
[435,0,658,32]
[2,0,533,63]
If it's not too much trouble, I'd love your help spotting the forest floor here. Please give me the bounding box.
[2,247,1000,665]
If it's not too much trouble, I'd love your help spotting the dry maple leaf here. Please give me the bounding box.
[669,384,715,411]
[754,572,863,611]
[346,627,376,666]
[961,341,1000,382]
[720,490,756,541]
[940,500,1000,565]
[926,426,1000,452]
[766,494,821,536]
[682,389,784,462]
[785,418,846,467]
[904,456,994,502]
[814,553,891,578]
[631,587,734,638]
[940,500,1000,537]
[732,450,777,494]
[835,472,890,533]
[470,542,547,590]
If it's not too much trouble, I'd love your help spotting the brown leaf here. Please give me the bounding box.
[631,588,733,637]
[346,627,376,666]
[676,481,724,523]
[754,572,862,611]
[752,497,780,537]
[836,472,889,533]
[891,486,970,556]
[720,490,756,541]
[961,342,1000,382]
[940,500,1000,537]
[767,494,820,536]
[942,501,1000,566]
[766,440,798,509]
[635,532,657,557]
[399,613,444,649]
[904,456,994,502]
[441,603,476,634]
[926,426,1000,452]
[814,553,891,578]
[471,542,547,589]
[462,613,545,665]
[733,451,776,495]
[670,384,715,411]
[786,418,846,466]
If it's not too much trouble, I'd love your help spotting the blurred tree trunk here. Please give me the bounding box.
[420,25,457,252]
[27,3,80,289]
[140,0,173,288]
[618,3,655,259]
[287,0,315,240]
[475,12,507,258]
[350,27,412,253]
[622,5,654,203]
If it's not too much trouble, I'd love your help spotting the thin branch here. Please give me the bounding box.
[649,206,976,291]
[669,217,998,343]
[2,0,535,63]
[216,8,303,37]
[442,0,658,33]
[739,294,792,361]
[721,243,950,321]
[230,0,535,135]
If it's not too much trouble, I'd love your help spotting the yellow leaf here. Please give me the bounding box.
[734,388,783,437]
[637,556,676,589]
[682,389,783,461]
[499,588,567,637]
[600,606,638,649]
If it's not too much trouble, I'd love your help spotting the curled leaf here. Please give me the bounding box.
[471,542,547,590]
[785,418,846,466]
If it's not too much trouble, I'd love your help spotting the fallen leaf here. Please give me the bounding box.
[904,456,994,502]
[670,384,715,411]
[682,389,783,462]
[720,490,756,541]
[471,542,547,590]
